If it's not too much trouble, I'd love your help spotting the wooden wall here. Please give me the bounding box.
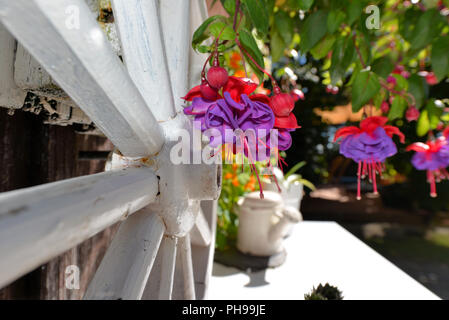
[0,107,117,299]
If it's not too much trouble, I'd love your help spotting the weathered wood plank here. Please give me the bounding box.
[14,43,61,95]
[0,167,159,288]
[0,0,164,157]
[0,23,26,109]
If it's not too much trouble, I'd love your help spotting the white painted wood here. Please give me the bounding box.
[191,200,217,299]
[14,43,60,95]
[190,209,212,247]
[13,1,120,98]
[0,23,26,109]
[179,234,196,300]
[111,0,176,122]
[84,209,165,300]
[0,167,159,288]
[0,0,164,157]
[159,0,191,109]
[189,0,209,88]
[209,221,440,300]
[158,236,178,300]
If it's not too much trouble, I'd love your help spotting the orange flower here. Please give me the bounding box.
[232,177,239,187]
[234,69,246,78]
[230,52,242,70]
[224,172,234,179]
[244,176,256,191]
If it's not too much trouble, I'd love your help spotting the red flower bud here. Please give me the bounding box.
[207,66,229,89]
[200,81,219,100]
[405,106,420,122]
[270,93,295,117]
[381,101,390,114]
[331,86,339,95]
[426,72,438,85]
[274,113,300,129]
[387,75,397,85]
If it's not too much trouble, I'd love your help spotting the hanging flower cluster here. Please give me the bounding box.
[182,53,300,198]
[334,116,405,199]
[406,129,449,197]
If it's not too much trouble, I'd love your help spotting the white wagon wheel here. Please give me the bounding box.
[0,0,220,300]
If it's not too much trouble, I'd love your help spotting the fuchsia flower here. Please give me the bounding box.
[183,76,300,153]
[334,116,405,199]
[407,135,449,197]
[183,74,301,198]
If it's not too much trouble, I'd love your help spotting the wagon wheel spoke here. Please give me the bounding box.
[159,0,191,106]
[84,208,165,300]
[111,0,176,122]
[190,208,212,247]
[179,234,196,300]
[157,236,178,300]
[190,200,218,299]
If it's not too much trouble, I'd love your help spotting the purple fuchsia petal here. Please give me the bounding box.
[437,144,449,167]
[184,97,215,115]
[238,94,275,137]
[339,127,397,163]
[411,152,446,171]
[267,129,292,151]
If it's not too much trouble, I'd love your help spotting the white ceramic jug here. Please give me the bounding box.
[236,191,302,257]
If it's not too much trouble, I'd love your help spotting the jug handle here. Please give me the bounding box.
[280,205,302,223]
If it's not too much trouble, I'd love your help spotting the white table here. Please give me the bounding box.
[208,221,440,300]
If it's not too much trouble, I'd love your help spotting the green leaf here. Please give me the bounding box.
[209,22,236,40]
[415,99,442,136]
[347,0,363,25]
[391,74,408,91]
[239,29,265,82]
[408,74,426,109]
[192,15,223,48]
[388,96,407,120]
[399,8,420,42]
[427,99,444,129]
[431,36,449,82]
[310,35,336,60]
[409,9,444,50]
[220,0,236,16]
[373,89,386,109]
[371,56,394,79]
[270,30,285,62]
[298,0,315,10]
[299,10,328,53]
[285,161,306,178]
[352,70,381,112]
[330,37,355,85]
[327,10,346,34]
[242,0,269,36]
[274,10,294,45]
[299,179,316,191]
[417,109,430,136]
